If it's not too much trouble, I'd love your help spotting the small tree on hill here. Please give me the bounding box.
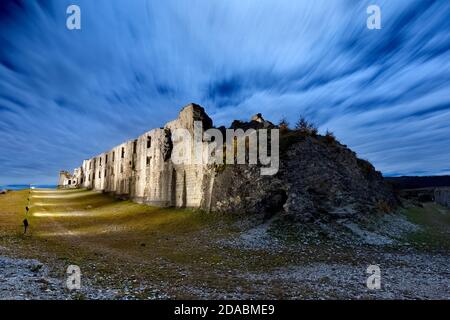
[295,117,308,131]
[295,116,318,136]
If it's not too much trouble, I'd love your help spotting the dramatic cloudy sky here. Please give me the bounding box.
[1,0,450,184]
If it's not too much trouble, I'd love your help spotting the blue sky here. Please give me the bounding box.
[1,0,450,184]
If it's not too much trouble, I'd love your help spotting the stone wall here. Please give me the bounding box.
[57,171,71,188]
[435,188,450,208]
[66,103,213,208]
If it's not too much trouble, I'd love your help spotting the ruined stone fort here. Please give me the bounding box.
[59,103,277,211]
[59,103,400,219]
[59,104,220,208]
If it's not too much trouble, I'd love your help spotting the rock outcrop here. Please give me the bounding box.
[208,123,397,222]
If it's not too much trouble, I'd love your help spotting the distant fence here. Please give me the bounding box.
[434,188,450,208]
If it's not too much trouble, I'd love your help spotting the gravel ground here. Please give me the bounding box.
[2,250,448,300]
[216,213,450,299]
[241,252,450,299]
[0,255,122,300]
[0,256,66,300]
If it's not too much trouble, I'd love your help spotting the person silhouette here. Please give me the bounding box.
[25,206,29,214]
[23,218,29,234]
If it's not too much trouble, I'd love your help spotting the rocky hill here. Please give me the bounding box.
[208,120,397,222]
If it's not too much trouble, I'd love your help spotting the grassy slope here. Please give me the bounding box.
[402,202,450,251]
[0,189,304,298]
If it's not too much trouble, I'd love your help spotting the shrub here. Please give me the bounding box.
[278,118,290,132]
[325,130,336,144]
[295,116,318,136]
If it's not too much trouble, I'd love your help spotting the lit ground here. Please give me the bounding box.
[0,188,449,299]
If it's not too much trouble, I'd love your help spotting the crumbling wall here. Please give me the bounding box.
[58,169,82,188]
[66,103,212,208]
[58,171,73,188]
[58,171,70,187]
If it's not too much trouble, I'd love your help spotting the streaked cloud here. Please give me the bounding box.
[1,0,450,183]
